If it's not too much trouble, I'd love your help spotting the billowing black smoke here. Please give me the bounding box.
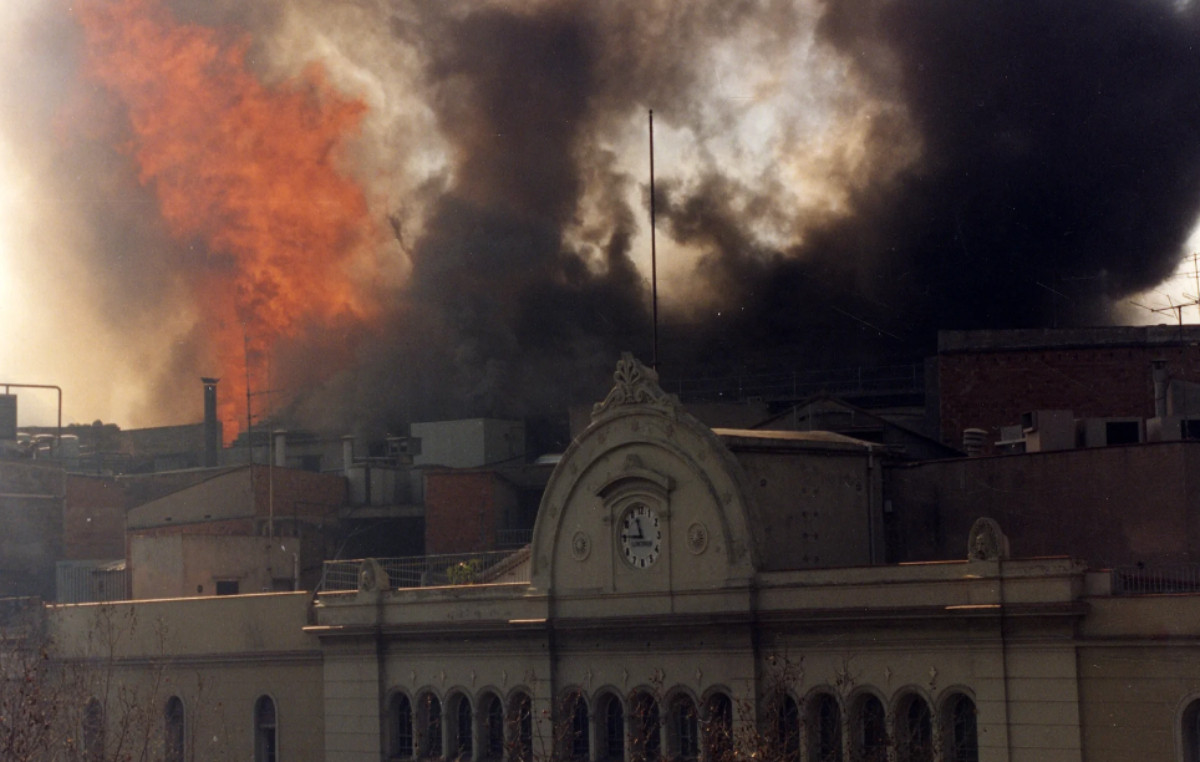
[15,0,1200,434]
[651,0,1200,374]
[811,0,1200,331]
[344,0,1200,428]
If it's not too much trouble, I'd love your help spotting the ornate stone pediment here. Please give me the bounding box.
[591,353,679,421]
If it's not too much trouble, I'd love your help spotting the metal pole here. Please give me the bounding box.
[649,109,659,370]
[244,329,253,464]
[2,383,62,452]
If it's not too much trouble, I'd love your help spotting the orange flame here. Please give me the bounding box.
[77,0,374,444]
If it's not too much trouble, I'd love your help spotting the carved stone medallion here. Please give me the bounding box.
[686,522,709,554]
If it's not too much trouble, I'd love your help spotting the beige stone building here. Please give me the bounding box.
[38,355,1200,761]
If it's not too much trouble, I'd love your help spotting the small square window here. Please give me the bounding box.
[215,580,239,596]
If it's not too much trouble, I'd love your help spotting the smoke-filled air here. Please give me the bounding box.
[2,0,1200,439]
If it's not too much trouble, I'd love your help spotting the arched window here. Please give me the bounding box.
[807,692,842,762]
[1186,700,1200,762]
[776,694,800,761]
[448,693,472,759]
[164,696,185,762]
[852,694,888,762]
[598,692,625,762]
[83,697,105,762]
[668,695,699,760]
[480,693,504,760]
[563,692,590,761]
[254,695,277,762]
[509,691,533,762]
[630,691,661,762]
[896,694,933,762]
[389,693,414,759]
[703,693,733,762]
[418,693,443,759]
[944,693,979,762]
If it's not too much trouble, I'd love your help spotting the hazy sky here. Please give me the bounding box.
[3,0,1200,433]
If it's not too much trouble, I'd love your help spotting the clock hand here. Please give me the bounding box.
[633,518,645,540]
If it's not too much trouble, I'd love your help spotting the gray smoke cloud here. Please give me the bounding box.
[4,0,1200,435]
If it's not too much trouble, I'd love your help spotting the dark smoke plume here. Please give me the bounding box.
[9,0,1200,434]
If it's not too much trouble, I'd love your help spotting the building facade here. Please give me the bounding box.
[34,355,1200,762]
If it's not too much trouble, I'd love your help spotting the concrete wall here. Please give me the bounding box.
[1077,594,1200,762]
[130,533,304,598]
[412,419,525,468]
[127,465,344,531]
[0,460,63,598]
[48,593,322,761]
[885,441,1200,567]
[734,448,884,569]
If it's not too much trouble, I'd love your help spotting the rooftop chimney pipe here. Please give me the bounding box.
[202,377,220,468]
[1152,360,1169,419]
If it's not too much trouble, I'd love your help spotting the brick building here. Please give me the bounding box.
[935,326,1200,452]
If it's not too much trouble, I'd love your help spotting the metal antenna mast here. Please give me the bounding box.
[649,109,659,369]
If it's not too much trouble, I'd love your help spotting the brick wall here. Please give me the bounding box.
[250,466,346,520]
[938,337,1200,451]
[64,475,127,560]
[424,471,498,555]
[885,440,1200,566]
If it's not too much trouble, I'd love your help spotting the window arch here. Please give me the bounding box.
[943,693,979,762]
[447,692,473,760]
[508,691,533,762]
[165,696,185,762]
[1188,700,1200,762]
[254,695,277,762]
[388,692,414,760]
[807,692,842,762]
[561,691,590,761]
[895,693,933,762]
[630,690,662,762]
[775,693,800,761]
[479,692,504,760]
[417,692,443,759]
[667,693,699,760]
[597,691,625,762]
[83,697,105,762]
[851,693,888,762]
[703,692,733,762]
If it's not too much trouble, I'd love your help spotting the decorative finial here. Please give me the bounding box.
[592,353,679,420]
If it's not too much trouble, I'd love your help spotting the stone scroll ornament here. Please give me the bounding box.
[967,517,1010,561]
[591,353,680,420]
[358,558,390,592]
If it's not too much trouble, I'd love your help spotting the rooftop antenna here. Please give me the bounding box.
[1129,252,1200,327]
[649,109,659,370]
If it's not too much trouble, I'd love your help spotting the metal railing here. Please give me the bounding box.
[320,549,529,591]
[1112,564,1200,595]
[496,528,534,548]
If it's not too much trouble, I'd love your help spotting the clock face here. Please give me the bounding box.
[619,503,662,569]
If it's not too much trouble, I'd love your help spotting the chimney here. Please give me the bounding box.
[1152,359,1169,418]
[273,430,287,468]
[202,377,220,468]
[962,428,987,457]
